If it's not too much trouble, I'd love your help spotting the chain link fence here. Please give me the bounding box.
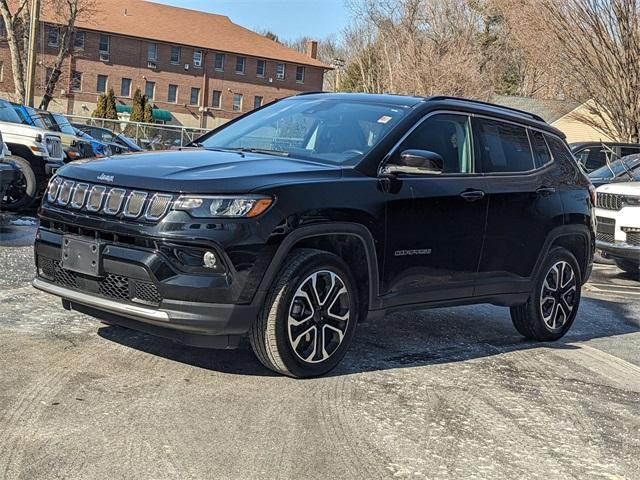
[65,115,210,150]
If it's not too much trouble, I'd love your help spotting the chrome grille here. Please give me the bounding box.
[104,188,126,215]
[86,185,106,212]
[596,192,624,211]
[45,135,63,161]
[124,191,148,218]
[57,180,75,206]
[146,194,173,220]
[46,178,172,221]
[70,183,89,209]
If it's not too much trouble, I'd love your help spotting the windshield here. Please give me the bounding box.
[589,154,640,179]
[0,100,26,124]
[200,98,408,165]
[52,114,77,135]
[24,106,46,129]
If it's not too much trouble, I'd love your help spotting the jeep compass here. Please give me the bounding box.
[34,93,595,377]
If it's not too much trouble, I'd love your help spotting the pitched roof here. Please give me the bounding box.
[41,0,329,69]
[491,95,581,123]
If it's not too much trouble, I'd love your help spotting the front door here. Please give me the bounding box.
[382,113,489,307]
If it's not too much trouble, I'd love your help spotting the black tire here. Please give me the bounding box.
[1,156,38,211]
[510,247,582,341]
[250,248,358,378]
[615,259,639,278]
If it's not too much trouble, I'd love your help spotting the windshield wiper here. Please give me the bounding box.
[202,146,246,157]
[235,147,289,157]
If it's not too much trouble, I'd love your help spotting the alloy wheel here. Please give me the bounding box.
[539,261,577,331]
[287,270,351,364]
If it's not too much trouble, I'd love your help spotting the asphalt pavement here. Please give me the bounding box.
[0,213,638,480]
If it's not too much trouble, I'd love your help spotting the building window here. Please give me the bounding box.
[276,63,285,80]
[296,66,305,83]
[170,46,181,64]
[145,80,155,100]
[73,31,85,50]
[193,50,203,68]
[71,71,82,92]
[99,34,110,53]
[232,93,243,112]
[190,87,200,106]
[120,78,132,97]
[47,26,59,47]
[96,74,108,93]
[211,90,222,109]
[214,53,225,71]
[0,18,6,38]
[235,56,246,74]
[167,84,178,103]
[147,43,157,61]
[253,96,263,109]
[256,59,266,77]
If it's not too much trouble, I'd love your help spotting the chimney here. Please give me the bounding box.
[306,40,318,59]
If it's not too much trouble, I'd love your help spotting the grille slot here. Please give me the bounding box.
[124,191,148,218]
[626,231,640,246]
[57,180,75,206]
[146,194,173,220]
[596,232,614,243]
[70,183,89,209]
[104,188,126,215]
[98,273,130,300]
[132,281,162,305]
[45,135,63,160]
[596,192,624,211]
[38,257,79,289]
[86,185,107,212]
[47,177,62,203]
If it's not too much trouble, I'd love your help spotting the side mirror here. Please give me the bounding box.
[383,149,444,176]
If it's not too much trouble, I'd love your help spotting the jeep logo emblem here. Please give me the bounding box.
[97,173,114,183]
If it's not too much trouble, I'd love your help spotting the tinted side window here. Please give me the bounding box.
[620,146,640,157]
[529,130,552,168]
[473,118,534,173]
[397,113,473,173]
[574,147,607,171]
[545,135,576,166]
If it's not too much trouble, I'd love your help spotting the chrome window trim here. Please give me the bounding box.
[123,191,148,218]
[103,188,127,215]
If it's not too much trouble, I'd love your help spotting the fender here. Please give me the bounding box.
[531,224,594,285]
[254,222,382,310]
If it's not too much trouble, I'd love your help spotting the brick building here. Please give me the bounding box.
[0,0,329,128]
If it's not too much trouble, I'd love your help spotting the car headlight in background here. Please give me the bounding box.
[624,195,640,206]
[173,195,274,218]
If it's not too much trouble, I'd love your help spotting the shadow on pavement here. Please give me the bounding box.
[97,295,639,378]
[0,212,38,247]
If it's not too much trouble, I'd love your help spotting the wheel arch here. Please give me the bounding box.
[534,225,594,285]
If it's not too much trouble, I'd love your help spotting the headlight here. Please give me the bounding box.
[625,196,640,206]
[173,195,273,218]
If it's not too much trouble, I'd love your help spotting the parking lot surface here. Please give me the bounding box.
[1,213,639,480]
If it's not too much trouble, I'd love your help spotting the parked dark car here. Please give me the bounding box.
[588,154,640,188]
[34,93,595,377]
[72,124,142,153]
[73,128,113,158]
[571,141,640,173]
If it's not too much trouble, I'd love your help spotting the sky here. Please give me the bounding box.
[150,0,351,42]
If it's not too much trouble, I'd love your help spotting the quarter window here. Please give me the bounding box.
[473,118,534,173]
[397,113,473,174]
[529,130,552,168]
[545,135,576,166]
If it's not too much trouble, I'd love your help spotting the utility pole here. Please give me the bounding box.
[25,0,41,106]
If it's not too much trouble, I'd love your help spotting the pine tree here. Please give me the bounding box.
[130,88,145,122]
[92,94,106,118]
[103,88,118,120]
[142,97,154,123]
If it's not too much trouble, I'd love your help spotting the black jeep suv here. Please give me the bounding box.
[33,93,595,377]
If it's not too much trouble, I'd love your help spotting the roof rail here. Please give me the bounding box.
[427,95,546,123]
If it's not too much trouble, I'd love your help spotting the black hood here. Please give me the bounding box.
[57,149,342,193]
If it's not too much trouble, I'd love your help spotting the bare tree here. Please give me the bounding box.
[0,0,94,108]
[540,0,640,141]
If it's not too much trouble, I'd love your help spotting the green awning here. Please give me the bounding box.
[116,104,172,122]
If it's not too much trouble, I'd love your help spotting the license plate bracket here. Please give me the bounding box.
[61,235,103,277]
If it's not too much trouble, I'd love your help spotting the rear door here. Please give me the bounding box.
[474,118,564,296]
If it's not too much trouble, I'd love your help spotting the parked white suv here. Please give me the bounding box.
[595,182,640,276]
[0,99,63,210]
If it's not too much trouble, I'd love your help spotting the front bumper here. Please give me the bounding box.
[596,240,640,262]
[33,227,261,347]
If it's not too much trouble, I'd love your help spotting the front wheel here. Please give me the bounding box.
[511,247,581,341]
[1,156,37,211]
[250,249,358,378]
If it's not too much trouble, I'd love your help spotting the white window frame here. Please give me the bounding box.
[193,50,203,68]
[296,66,305,84]
[254,96,263,109]
[121,78,132,97]
[190,87,200,106]
[168,84,178,103]
[276,63,285,81]
[147,43,158,62]
[256,59,266,77]
[235,56,246,74]
[73,30,85,51]
[232,93,243,112]
[211,90,222,109]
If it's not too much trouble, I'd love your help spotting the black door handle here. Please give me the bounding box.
[536,186,556,196]
[460,190,485,202]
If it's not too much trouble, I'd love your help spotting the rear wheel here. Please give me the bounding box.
[511,247,581,341]
[250,249,358,378]
[1,156,37,211]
